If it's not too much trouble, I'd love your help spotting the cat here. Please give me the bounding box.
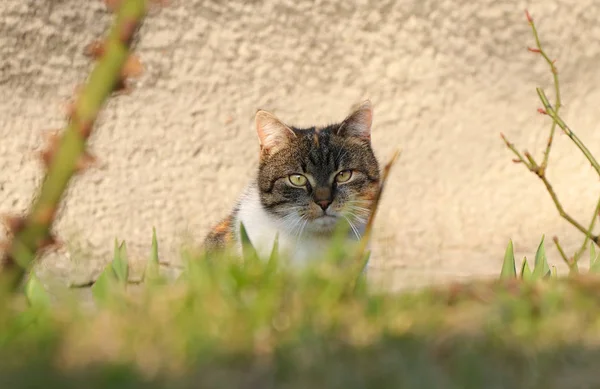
[203,100,381,267]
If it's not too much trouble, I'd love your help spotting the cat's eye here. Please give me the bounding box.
[288,174,308,187]
[335,170,353,183]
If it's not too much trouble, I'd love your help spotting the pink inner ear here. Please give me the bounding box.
[358,109,373,133]
[255,110,295,154]
[342,104,373,139]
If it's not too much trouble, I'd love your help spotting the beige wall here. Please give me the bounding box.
[2,0,600,289]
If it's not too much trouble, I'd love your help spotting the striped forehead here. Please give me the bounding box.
[295,127,340,180]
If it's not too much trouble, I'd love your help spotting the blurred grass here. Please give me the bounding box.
[3,244,600,389]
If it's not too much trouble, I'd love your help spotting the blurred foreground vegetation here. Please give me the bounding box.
[3,241,600,389]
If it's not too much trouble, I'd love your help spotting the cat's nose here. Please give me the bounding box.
[314,187,332,211]
[316,200,332,211]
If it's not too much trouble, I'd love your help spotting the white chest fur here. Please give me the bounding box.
[233,184,370,268]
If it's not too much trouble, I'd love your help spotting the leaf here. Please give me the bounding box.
[112,239,129,285]
[239,222,259,262]
[359,250,371,273]
[590,244,600,273]
[25,273,51,308]
[91,263,116,304]
[532,235,550,279]
[590,261,600,274]
[265,233,279,274]
[521,257,532,281]
[551,265,558,278]
[144,227,161,283]
[500,240,517,279]
[362,250,372,265]
[150,227,159,265]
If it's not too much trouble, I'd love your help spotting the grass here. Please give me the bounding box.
[3,238,600,389]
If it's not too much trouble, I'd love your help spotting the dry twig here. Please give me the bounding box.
[501,9,600,269]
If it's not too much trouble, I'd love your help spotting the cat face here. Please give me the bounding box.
[254,101,380,238]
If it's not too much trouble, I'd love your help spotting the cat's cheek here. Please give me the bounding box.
[332,191,350,208]
[356,183,379,203]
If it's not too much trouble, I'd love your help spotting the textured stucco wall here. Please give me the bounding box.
[2,0,600,289]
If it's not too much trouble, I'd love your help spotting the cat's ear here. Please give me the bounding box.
[336,100,373,140]
[255,110,296,155]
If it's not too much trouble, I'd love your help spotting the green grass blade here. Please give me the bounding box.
[590,261,600,273]
[150,227,159,265]
[112,240,129,285]
[590,244,600,273]
[532,235,550,279]
[144,227,161,283]
[358,250,371,274]
[500,240,517,279]
[521,257,532,281]
[25,273,51,308]
[265,233,279,274]
[362,250,371,266]
[239,222,259,262]
[91,264,116,304]
[352,250,372,293]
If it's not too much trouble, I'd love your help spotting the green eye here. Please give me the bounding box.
[335,170,353,183]
[288,174,307,187]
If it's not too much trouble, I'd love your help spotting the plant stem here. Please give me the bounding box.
[0,0,148,291]
[350,149,401,288]
[501,10,600,272]
[527,15,562,170]
[500,133,532,169]
[502,132,599,246]
[573,196,600,264]
[552,236,571,268]
[537,89,600,178]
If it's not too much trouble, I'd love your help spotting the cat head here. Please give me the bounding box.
[254,100,380,237]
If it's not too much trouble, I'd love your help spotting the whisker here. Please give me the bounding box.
[343,206,370,227]
[345,211,367,225]
[343,215,361,240]
[344,205,371,214]
[285,215,304,236]
[296,218,309,241]
[343,206,371,220]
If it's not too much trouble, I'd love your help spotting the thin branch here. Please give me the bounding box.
[573,195,600,264]
[525,10,562,170]
[501,131,599,245]
[537,169,598,243]
[552,236,571,268]
[537,89,600,178]
[523,151,539,171]
[501,10,600,273]
[500,133,532,170]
